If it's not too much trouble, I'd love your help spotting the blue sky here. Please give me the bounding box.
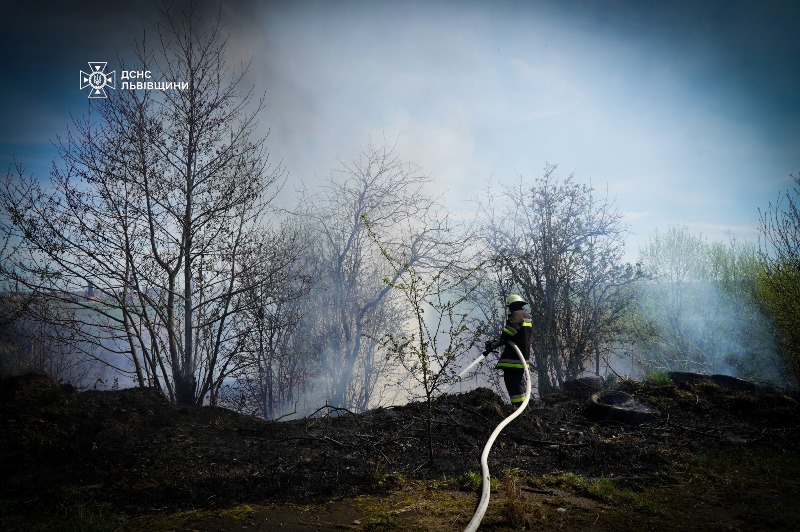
[2,0,798,260]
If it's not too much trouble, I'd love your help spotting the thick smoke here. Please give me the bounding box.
[627,278,782,385]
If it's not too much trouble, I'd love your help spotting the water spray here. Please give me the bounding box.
[441,353,487,396]
[457,353,486,379]
[464,342,531,532]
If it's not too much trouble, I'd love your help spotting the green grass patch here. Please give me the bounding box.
[539,472,663,515]
[430,470,495,492]
[0,484,127,532]
[642,371,673,385]
[217,503,256,520]
[692,446,800,480]
[440,470,483,492]
[353,492,426,531]
[127,503,257,531]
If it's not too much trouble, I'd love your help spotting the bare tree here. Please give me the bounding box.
[227,224,313,419]
[0,4,282,404]
[481,164,635,394]
[298,141,453,410]
[0,291,97,385]
[369,214,485,464]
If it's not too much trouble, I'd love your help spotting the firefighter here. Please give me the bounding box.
[484,294,532,405]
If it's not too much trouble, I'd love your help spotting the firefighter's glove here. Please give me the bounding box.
[484,340,498,354]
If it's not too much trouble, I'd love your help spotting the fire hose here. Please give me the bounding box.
[463,342,531,532]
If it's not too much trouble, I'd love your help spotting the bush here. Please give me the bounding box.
[643,372,672,385]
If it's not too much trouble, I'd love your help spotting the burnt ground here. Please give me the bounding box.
[1,373,800,531]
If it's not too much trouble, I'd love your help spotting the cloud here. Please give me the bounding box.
[623,211,651,222]
[504,57,584,123]
[2,0,798,252]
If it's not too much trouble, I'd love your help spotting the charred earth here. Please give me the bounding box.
[2,373,799,531]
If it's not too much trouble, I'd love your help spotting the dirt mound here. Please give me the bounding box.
[2,373,799,525]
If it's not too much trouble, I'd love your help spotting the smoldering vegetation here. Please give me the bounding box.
[2,372,799,529]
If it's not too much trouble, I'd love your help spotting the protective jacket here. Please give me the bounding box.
[494,307,532,369]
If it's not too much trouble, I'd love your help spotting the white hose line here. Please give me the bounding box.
[464,343,531,532]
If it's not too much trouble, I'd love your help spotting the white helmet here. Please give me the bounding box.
[506,294,525,306]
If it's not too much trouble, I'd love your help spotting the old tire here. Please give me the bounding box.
[708,374,758,392]
[669,371,778,393]
[588,390,660,425]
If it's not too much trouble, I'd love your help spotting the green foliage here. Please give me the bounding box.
[643,371,672,385]
[632,226,714,373]
[758,174,800,386]
[451,470,483,492]
[629,227,779,383]
[431,470,492,493]
[757,263,800,384]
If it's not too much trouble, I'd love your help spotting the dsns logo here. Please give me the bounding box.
[79,62,116,98]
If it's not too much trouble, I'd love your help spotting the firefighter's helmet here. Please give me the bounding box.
[506,294,525,306]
